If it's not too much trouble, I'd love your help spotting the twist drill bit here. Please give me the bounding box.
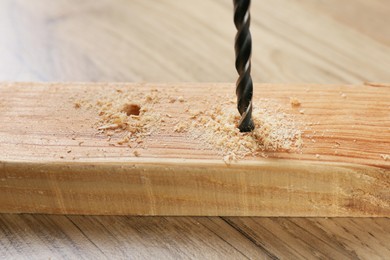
[233,0,254,132]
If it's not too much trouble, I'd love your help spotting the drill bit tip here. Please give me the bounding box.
[238,101,254,132]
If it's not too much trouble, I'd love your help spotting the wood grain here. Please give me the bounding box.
[1,214,389,259]
[0,0,389,258]
[1,82,389,216]
[224,217,390,259]
[1,0,390,84]
[0,214,271,259]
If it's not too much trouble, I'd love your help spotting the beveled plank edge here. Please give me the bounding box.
[1,158,389,216]
[0,156,389,168]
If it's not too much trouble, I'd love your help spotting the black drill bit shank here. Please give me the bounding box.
[233,0,254,132]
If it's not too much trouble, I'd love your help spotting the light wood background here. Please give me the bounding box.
[0,0,389,258]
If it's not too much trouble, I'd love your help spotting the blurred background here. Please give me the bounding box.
[1,0,389,83]
[0,0,389,259]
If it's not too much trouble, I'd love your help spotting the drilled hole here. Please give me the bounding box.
[121,103,141,116]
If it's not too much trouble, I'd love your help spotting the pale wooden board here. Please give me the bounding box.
[1,0,390,258]
[1,82,389,216]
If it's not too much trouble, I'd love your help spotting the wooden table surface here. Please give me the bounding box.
[0,0,389,259]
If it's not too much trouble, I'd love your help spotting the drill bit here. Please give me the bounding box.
[233,0,254,132]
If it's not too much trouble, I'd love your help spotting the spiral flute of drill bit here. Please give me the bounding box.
[233,0,254,132]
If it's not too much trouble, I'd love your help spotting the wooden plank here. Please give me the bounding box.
[224,217,390,259]
[301,0,390,45]
[1,215,389,260]
[0,214,269,259]
[0,82,389,216]
[2,0,390,84]
[0,214,104,259]
[1,0,390,258]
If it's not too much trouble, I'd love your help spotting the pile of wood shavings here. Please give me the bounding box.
[75,87,303,161]
[188,98,303,162]
[83,88,164,147]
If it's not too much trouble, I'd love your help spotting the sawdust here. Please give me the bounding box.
[174,122,187,133]
[340,92,347,98]
[188,97,303,159]
[380,154,389,161]
[76,86,304,161]
[74,102,81,109]
[290,97,301,107]
[78,86,164,151]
